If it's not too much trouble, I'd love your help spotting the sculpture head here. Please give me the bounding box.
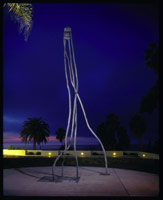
[64,27,71,40]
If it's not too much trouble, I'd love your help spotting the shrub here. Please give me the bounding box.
[36,152,41,155]
[7,145,20,150]
[28,152,34,155]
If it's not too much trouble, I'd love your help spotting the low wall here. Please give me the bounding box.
[3,149,159,159]
[138,152,159,159]
[3,149,26,156]
[91,151,124,157]
[58,150,91,157]
[26,150,58,157]
[107,151,124,157]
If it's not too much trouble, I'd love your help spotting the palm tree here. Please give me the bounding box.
[4,3,33,41]
[129,113,146,151]
[21,134,28,150]
[56,128,66,146]
[20,117,50,150]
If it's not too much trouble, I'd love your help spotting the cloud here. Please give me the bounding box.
[3,131,99,145]
[4,137,21,143]
[3,131,21,142]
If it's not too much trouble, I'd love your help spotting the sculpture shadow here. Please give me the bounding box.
[80,167,110,176]
[38,175,80,183]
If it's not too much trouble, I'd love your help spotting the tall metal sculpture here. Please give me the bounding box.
[52,27,108,181]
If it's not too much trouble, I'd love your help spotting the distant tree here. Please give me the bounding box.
[96,113,120,150]
[146,137,152,153]
[152,138,159,154]
[129,113,146,151]
[56,128,66,147]
[140,80,159,114]
[8,145,13,150]
[140,42,159,114]
[96,122,107,148]
[8,145,20,150]
[116,126,130,150]
[144,42,158,75]
[20,117,50,150]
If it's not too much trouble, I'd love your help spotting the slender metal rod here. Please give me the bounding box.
[70,33,78,91]
[73,97,78,178]
[67,38,79,178]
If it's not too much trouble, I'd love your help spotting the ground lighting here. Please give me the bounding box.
[80,152,84,157]
[142,153,146,158]
[113,152,117,157]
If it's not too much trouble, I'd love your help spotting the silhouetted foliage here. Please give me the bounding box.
[7,145,21,150]
[4,3,33,41]
[139,43,159,149]
[36,152,41,155]
[28,152,34,155]
[96,113,130,150]
[20,117,50,150]
[140,42,159,114]
[144,42,158,75]
[140,80,159,114]
[116,126,130,150]
[129,113,146,151]
[56,128,66,145]
[146,138,152,153]
[152,138,159,154]
[145,138,159,153]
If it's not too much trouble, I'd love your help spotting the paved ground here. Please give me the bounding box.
[3,166,159,196]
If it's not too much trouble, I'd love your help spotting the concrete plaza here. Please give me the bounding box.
[3,166,159,196]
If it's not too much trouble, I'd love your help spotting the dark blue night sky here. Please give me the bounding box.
[3,3,159,147]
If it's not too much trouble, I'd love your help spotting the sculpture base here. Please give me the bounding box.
[100,172,110,176]
[53,176,80,183]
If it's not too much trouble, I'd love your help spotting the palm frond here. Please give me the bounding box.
[4,3,33,41]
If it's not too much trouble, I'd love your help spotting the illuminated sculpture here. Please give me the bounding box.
[52,27,108,181]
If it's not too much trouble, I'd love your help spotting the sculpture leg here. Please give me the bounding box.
[61,40,78,177]
[69,32,108,175]
[52,40,74,179]
[76,94,108,174]
[61,94,77,177]
[73,93,79,179]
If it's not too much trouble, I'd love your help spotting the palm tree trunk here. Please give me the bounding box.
[33,140,36,150]
[25,141,27,150]
[138,137,142,151]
